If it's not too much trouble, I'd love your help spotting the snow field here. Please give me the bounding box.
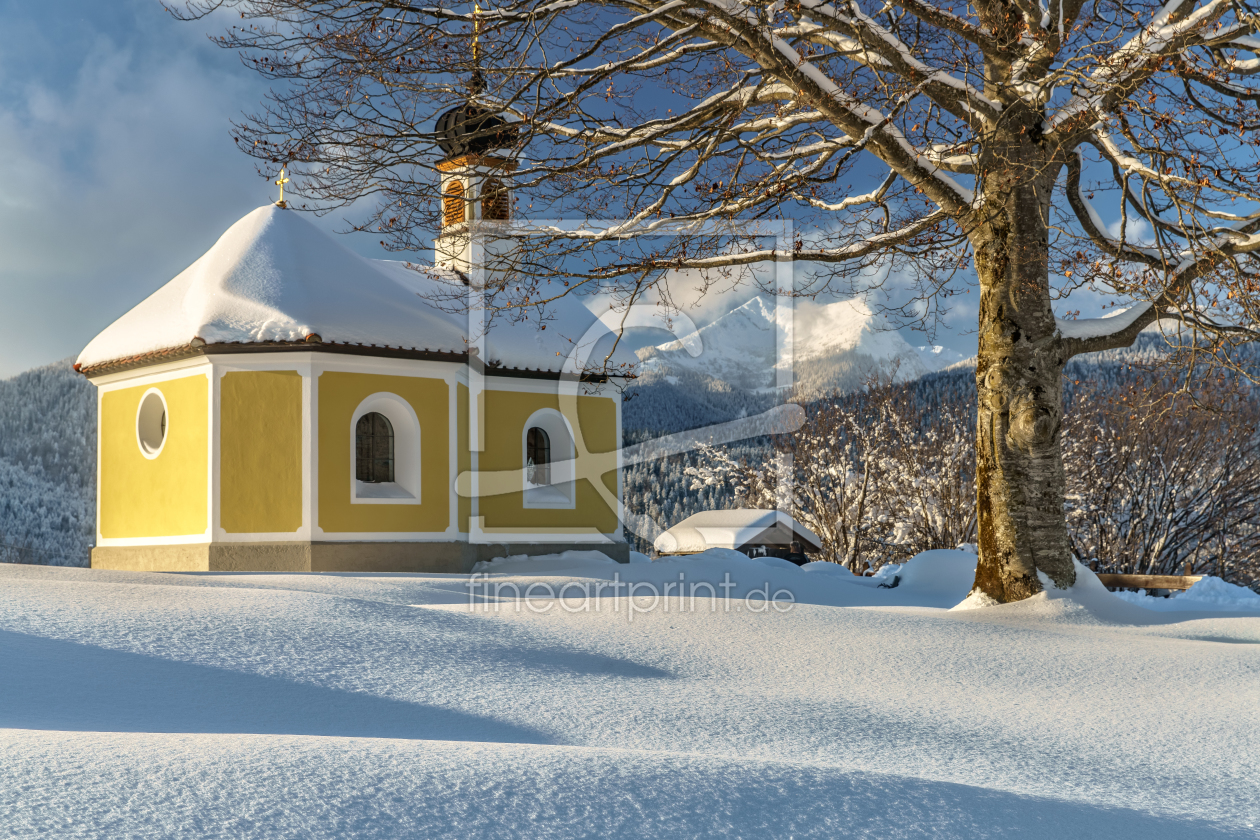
[1,552,1258,838]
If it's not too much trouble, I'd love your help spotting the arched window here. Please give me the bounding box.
[526,426,550,486]
[482,176,510,220]
[443,179,466,226]
[521,410,574,508]
[356,412,395,483]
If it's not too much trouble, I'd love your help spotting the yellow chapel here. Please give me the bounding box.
[75,109,629,573]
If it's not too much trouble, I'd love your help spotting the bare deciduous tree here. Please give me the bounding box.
[878,394,977,558]
[1064,374,1260,586]
[175,0,1260,600]
[687,400,886,571]
[687,383,976,570]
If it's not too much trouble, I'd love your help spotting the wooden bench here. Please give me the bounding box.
[1095,574,1203,591]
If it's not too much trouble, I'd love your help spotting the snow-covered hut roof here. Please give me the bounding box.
[654,509,822,555]
[76,204,633,377]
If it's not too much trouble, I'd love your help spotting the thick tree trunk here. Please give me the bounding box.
[969,127,1077,602]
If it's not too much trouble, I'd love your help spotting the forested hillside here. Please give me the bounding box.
[0,359,96,565]
[622,365,973,554]
[621,365,776,434]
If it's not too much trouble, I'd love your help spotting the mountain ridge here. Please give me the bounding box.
[642,294,934,378]
[627,294,943,432]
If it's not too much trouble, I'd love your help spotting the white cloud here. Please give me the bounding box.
[0,5,388,378]
[1105,215,1155,246]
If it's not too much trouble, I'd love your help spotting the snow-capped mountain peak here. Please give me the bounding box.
[913,344,969,371]
[638,294,932,393]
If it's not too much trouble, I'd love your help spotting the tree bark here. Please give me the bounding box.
[970,120,1077,602]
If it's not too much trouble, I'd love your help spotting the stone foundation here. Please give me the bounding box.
[90,541,628,573]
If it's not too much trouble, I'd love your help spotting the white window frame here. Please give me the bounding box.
[350,392,422,505]
[521,408,576,509]
[135,387,169,460]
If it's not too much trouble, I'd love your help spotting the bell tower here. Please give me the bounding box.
[433,104,516,274]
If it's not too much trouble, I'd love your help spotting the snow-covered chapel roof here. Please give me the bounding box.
[76,204,631,377]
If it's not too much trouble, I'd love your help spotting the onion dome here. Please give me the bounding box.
[434,103,512,157]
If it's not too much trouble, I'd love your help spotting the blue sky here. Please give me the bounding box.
[1,0,1124,379]
[0,0,396,377]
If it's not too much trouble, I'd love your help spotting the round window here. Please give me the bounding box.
[136,389,168,458]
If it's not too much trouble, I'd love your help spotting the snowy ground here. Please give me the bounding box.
[1,551,1258,839]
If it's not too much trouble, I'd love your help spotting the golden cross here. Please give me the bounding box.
[274,167,290,206]
[473,3,481,64]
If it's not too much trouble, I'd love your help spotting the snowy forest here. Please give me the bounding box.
[2,338,1258,590]
[624,336,1260,591]
[0,359,96,566]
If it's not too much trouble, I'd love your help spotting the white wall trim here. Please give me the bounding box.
[302,362,315,540]
[469,517,615,544]
[309,363,322,539]
[476,376,623,396]
[89,356,214,389]
[209,369,220,541]
[446,375,460,535]
[94,360,214,394]
[89,352,625,390]
[311,353,461,379]
[95,387,103,547]
[208,359,317,544]
[615,394,625,536]
[96,532,504,546]
[96,534,215,548]
[310,531,463,542]
[93,367,214,543]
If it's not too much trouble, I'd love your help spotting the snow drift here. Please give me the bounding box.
[1,551,1258,838]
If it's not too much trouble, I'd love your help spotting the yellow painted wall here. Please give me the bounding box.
[477,390,619,533]
[220,371,303,534]
[318,372,449,533]
[99,375,209,538]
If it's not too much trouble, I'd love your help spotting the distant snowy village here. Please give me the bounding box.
[4,0,1260,837]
